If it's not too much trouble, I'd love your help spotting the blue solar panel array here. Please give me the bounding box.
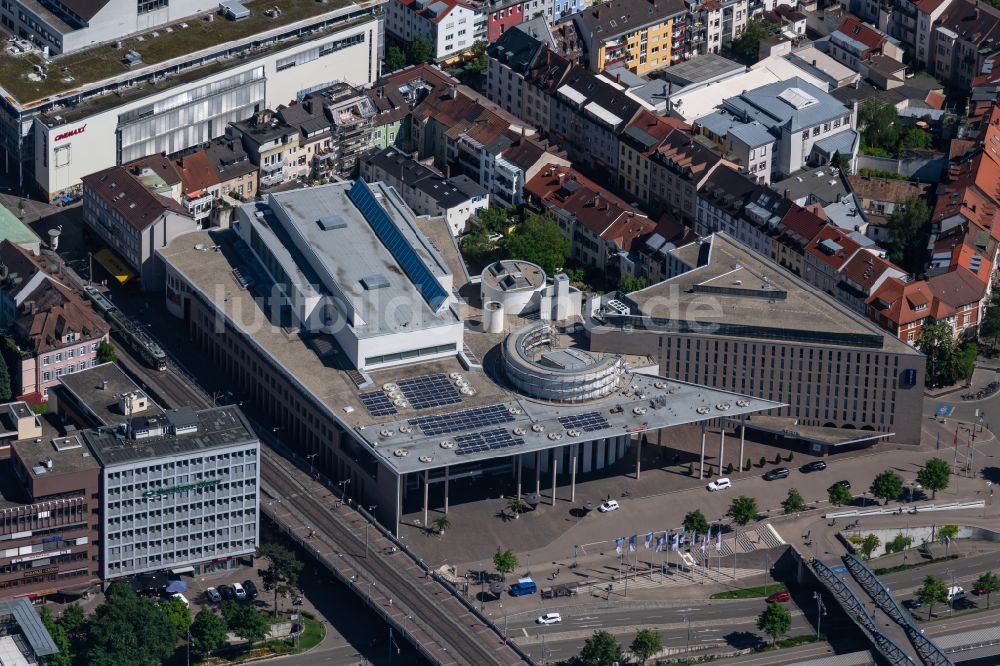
[558,412,610,432]
[409,404,514,436]
[454,428,525,455]
[359,390,398,417]
[348,180,449,310]
[397,373,461,410]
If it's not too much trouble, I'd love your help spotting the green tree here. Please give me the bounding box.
[384,46,406,72]
[190,608,228,656]
[831,151,851,175]
[745,458,752,471]
[459,228,502,268]
[884,532,913,554]
[828,484,853,507]
[886,196,930,274]
[0,353,12,402]
[731,19,773,62]
[85,581,178,666]
[682,510,709,537]
[226,604,269,647]
[579,629,622,666]
[916,457,950,499]
[859,533,881,560]
[40,608,72,666]
[980,301,1000,347]
[918,320,963,387]
[507,498,527,516]
[493,548,518,580]
[727,496,758,528]
[917,575,949,619]
[859,98,900,153]
[619,275,647,293]
[870,470,904,505]
[257,543,303,618]
[161,596,192,641]
[468,40,489,74]
[432,515,451,534]
[407,37,433,65]
[900,126,933,153]
[630,628,662,665]
[781,488,806,514]
[938,524,959,555]
[756,603,792,645]
[502,214,570,275]
[974,571,1000,608]
[96,340,117,364]
[759,456,767,468]
[59,602,86,642]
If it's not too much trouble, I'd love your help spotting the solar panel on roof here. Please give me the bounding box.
[397,373,461,410]
[409,404,514,436]
[359,390,398,417]
[348,180,449,310]
[558,412,610,432]
[454,428,526,455]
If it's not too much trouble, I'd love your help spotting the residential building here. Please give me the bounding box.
[361,147,490,235]
[891,0,954,69]
[525,164,654,277]
[569,0,688,74]
[866,277,941,344]
[486,135,570,206]
[311,83,378,179]
[695,165,779,256]
[81,162,198,287]
[549,65,642,171]
[634,214,699,282]
[617,111,686,205]
[802,224,864,295]
[826,17,903,71]
[927,267,990,338]
[20,5,381,201]
[0,240,60,327]
[366,65,461,153]
[0,434,100,599]
[930,0,1000,90]
[837,250,907,313]
[590,231,927,447]
[770,204,830,277]
[203,138,258,203]
[847,175,932,244]
[486,18,556,124]
[9,279,109,401]
[386,0,478,61]
[649,129,728,222]
[172,151,220,226]
[230,110,302,189]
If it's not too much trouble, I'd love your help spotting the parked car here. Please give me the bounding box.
[171,593,190,608]
[903,598,922,609]
[219,585,236,601]
[233,582,247,601]
[242,580,259,600]
[766,591,791,603]
[973,585,987,596]
[829,480,851,490]
[487,233,504,242]
[509,578,537,597]
[948,586,965,603]
[537,613,562,625]
[801,461,827,473]
[763,468,790,481]
[598,500,620,513]
[706,478,732,492]
[205,587,222,604]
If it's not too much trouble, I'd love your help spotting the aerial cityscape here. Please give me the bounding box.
[0,0,997,663]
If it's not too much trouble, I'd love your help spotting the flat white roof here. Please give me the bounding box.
[557,84,588,105]
[584,101,624,126]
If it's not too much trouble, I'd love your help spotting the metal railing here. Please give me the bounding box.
[811,558,918,666]
[843,554,955,666]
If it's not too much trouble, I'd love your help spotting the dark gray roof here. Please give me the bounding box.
[722,77,850,133]
[0,598,59,657]
[572,0,687,40]
[84,406,257,467]
[487,22,548,75]
[54,362,165,428]
[364,147,487,209]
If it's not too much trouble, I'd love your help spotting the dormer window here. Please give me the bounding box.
[914,303,927,311]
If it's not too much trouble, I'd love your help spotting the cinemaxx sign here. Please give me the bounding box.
[142,479,221,498]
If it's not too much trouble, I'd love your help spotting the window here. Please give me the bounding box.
[42,356,50,366]
[54,353,62,362]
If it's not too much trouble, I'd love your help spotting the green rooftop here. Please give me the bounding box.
[0,205,42,247]
[0,0,364,106]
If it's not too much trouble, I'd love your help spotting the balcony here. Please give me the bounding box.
[261,160,285,174]
[260,172,286,188]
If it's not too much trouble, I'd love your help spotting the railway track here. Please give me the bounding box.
[261,449,525,666]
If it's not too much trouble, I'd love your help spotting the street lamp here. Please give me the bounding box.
[305,452,318,475]
[813,591,827,639]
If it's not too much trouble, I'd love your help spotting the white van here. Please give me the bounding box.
[947,586,965,603]
[171,592,190,608]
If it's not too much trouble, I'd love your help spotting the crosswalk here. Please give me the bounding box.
[597,563,765,593]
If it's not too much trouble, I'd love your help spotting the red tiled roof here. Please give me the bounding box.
[173,151,220,197]
[397,0,472,24]
[835,17,886,52]
[13,280,108,355]
[840,251,903,292]
[927,267,989,309]
[867,277,946,327]
[804,225,861,271]
[81,165,190,232]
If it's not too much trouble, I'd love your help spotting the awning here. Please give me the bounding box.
[57,583,95,597]
[94,248,135,284]
[165,580,188,593]
[170,566,195,575]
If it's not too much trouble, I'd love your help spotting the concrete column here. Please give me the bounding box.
[596,438,606,469]
[719,428,726,474]
[571,449,578,502]
[535,451,541,496]
[395,474,402,538]
[636,435,642,480]
[699,423,707,480]
[582,439,593,473]
[516,455,522,501]
[444,465,450,515]
[739,418,746,474]
[551,450,558,506]
[422,470,429,528]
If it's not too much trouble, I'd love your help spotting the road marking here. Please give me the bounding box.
[521,628,528,638]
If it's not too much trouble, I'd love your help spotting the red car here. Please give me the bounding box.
[973,586,986,596]
[767,591,791,603]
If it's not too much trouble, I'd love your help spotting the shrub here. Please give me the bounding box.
[773,453,782,464]
[786,452,794,462]
[688,463,695,476]
[745,458,752,471]
[759,456,767,468]
[726,462,734,474]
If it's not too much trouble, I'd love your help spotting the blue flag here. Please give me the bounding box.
[628,535,637,553]
[615,537,623,555]
[644,532,653,550]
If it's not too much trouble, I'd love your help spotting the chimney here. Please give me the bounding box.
[783,188,790,199]
[448,86,457,99]
[101,379,109,390]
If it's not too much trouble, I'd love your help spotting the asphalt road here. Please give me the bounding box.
[882,551,1000,602]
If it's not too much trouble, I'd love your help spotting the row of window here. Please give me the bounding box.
[42,343,98,365]
[41,360,98,382]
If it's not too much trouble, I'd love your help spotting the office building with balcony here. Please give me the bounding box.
[230,110,303,189]
[0,432,101,599]
[84,404,260,580]
[590,232,926,448]
[570,0,687,74]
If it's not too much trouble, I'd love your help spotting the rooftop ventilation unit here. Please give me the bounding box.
[361,275,390,290]
[317,216,347,230]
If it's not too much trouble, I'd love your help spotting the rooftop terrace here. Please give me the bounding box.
[1,0,375,107]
